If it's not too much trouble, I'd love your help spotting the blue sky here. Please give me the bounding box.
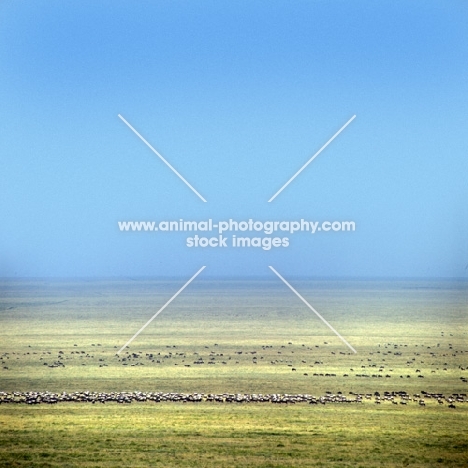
[1,0,467,278]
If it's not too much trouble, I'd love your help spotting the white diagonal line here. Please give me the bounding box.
[118,114,207,202]
[268,115,356,202]
[117,266,206,354]
[268,266,357,354]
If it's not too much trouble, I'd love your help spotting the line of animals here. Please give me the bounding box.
[0,390,465,407]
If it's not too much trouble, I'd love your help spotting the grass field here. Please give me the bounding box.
[1,404,467,467]
[0,278,467,466]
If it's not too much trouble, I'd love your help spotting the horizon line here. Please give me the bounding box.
[0,275,466,281]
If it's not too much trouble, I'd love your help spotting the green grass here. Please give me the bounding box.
[1,403,467,467]
[0,278,467,466]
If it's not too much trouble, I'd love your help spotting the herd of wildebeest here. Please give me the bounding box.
[1,334,466,409]
[1,337,467,379]
[0,390,466,407]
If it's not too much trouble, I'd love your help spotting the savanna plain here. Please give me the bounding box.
[0,278,467,467]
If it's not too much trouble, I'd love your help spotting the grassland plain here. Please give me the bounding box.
[1,404,467,467]
[0,278,467,467]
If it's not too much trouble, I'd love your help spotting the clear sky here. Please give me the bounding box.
[1,0,467,279]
